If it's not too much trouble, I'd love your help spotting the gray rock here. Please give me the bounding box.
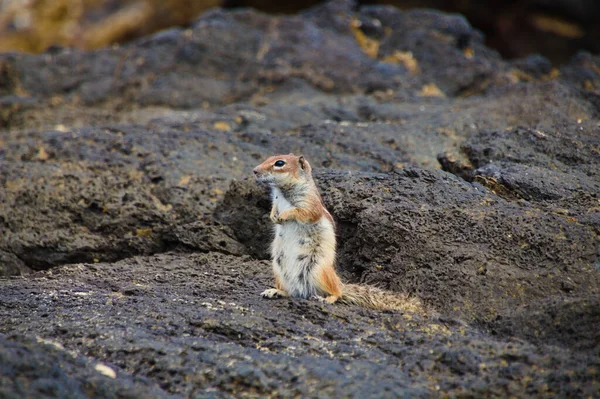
[0,1,599,397]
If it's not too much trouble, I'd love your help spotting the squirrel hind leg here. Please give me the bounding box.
[261,288,289,299]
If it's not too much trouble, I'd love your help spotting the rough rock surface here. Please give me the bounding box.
[1,253,599,398]
[1,1,599,397]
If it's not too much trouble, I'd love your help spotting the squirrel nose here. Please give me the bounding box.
[253,168,260,176]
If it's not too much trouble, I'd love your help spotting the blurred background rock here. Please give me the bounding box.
[0,0,598,64]
[0,0,221,53]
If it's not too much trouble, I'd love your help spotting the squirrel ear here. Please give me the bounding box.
[298,155,306,170]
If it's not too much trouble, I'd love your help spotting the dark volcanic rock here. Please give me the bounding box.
[0,123,263,269]
[0,249,31,277]
[0,1,599,398]
[440,106,600,222]
[1,253,599,398]
[0,335,172,399]
[0,1,514,130]
[488,293,600,353]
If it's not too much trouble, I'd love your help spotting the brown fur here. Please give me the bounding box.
[279,204,322,224]
[317,265,343,303]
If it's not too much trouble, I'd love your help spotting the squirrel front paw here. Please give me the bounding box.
[261,288,288,299]
[276,210,293,223]
[269,208,280,224]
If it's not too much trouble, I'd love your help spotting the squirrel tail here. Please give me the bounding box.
[339,283,424,313]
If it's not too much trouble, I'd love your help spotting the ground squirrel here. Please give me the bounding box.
[253,153,423,312]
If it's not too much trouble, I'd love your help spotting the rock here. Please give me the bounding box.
[160,220,247,255]
[0,250,31,277]
[1,253,598,398]
[0,1,599,397]
[0,335,172,398]
[510,54,553,79]
[488,293,600,354]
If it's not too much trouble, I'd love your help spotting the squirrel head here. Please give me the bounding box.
[253,153,312,186]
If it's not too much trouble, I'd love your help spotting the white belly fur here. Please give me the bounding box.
[270,187,336,298]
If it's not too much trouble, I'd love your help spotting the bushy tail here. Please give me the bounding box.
[339,284,424,313]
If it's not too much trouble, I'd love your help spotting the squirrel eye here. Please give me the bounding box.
[274,160,285,167]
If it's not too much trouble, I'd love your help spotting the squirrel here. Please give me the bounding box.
[253,153,423,313]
